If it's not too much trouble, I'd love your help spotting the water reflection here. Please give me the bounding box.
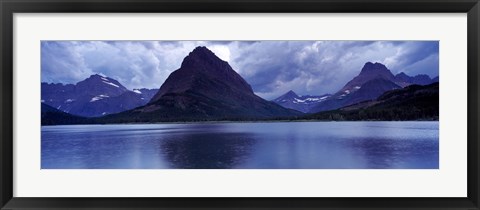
[159,132,256,169]
[41,122,439,169]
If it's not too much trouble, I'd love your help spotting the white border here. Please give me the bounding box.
[14,13,467,197]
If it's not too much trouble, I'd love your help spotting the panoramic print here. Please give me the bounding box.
[41,41,439,169]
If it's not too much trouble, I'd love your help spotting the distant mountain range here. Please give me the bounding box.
[273,91,331,113]
[41,75,158,117]
[41,47,439,125]
[273,62,438,113]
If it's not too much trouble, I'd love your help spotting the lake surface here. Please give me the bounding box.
[41,121,439,169]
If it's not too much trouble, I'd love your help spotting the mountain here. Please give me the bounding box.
[41,103,92,125]
[41,74,159,117]
[310,62,402,112]
[133,88,158,101]
[305,82,439,121]
[340,62,395,93]
[394,72,412,87]
[394,72,436,87]
[309,62,437,113]
[341,78,401,106]
[273,90,331,113]
[100,46,301,123]
[76,74,128,96]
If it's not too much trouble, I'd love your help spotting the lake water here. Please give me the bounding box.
[41,121,439,169]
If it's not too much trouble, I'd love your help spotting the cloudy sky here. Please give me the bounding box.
[41,40,439,99]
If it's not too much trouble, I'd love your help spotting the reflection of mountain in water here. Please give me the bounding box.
[346,137,438,169]
[41,122,439,169]
[158,132,257,169]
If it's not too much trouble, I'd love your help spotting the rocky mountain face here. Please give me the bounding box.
[41,75,158,117]
[340,62,395,93]
[272,90,331,113]
[309,62,437,113]
[101,46,301,123]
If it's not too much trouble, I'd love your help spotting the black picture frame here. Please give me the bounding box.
[1,0,479,209]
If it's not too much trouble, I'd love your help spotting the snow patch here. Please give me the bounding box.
[354,86,361,89]
[101,77,109,81]
[102,112,108,115]
[133,89,142,94]
[293,97,328,104]
[344,90,350,94]
[41,99,45,103]
[294,98,306,103]
[90,95,110,102]
[65,99,75,103]
[102,81,119,88]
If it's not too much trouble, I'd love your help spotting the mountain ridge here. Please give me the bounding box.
[307,62,437,113]
[272,90,331,113]
[304,82,439,121]
[99,46,301,123]
[41,74,159,117]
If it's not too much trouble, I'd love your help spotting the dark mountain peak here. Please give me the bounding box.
[189,46,216,60]
[85,74,114,81]
[90,73,103,78]
[360,62,391,76]
[394,72,411,82]
[191,46,213,55]
[85,74,112,82]
[363,61,374,66]
[285,90,299,98]
[82,74,104,82]
[75,74,128,98]
[180,46,225,69]
[123,47,302,121]
[340,62,394,93]
[151,46,253,102]
[79,74,124,88]
[274,90,299,102]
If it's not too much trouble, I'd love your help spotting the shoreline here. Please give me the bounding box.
[41,119,440,126]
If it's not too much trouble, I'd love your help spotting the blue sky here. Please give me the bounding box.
[41,41,439,99]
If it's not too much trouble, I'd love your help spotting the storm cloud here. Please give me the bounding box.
[41,40,439,100]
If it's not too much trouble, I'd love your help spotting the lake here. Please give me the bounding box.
[41,121,439,169]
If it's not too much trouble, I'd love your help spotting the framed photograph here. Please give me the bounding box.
[1,0,479,209]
